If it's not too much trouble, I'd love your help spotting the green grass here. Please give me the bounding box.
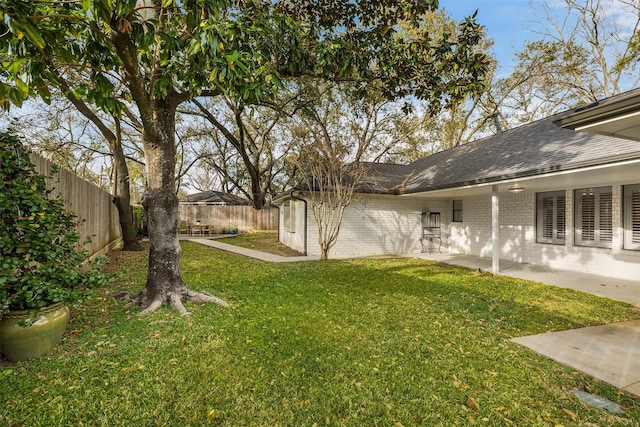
[221,231,303,256]
[1,242,639,426]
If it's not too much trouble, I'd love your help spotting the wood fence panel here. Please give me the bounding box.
[30,153,122,257]
[178,205,278,232]
[29,151,276,256]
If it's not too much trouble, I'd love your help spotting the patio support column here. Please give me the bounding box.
[492,184,500,274]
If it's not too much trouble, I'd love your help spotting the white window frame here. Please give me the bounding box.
[536,191,566,245]
[289,200,296,232]
[452,200,463,222]
[623,184,640,250]
[283,200,295,232]
[574,187,612,248]
[283,200,290,231]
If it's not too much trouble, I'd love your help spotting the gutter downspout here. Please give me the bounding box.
[290,190,308,256]
[276,203,280,244]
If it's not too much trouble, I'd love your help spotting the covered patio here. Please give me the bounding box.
[416,251,640,306]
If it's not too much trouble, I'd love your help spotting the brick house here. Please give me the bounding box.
[275,91,640,281]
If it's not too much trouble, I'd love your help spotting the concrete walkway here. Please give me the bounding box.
[189,239,640,395]
[417,253,640,396]
[188,238,319,262]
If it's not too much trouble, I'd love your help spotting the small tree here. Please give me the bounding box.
[294,146,366,260]
[291,84,373,260]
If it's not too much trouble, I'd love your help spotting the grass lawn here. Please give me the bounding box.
[220,231,303,257]
[1,242,639,426]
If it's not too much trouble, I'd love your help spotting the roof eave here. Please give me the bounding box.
[402,152,640,195]
[553,91,640,142]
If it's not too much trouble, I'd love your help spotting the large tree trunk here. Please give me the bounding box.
[108,32,228,315]
[113,194,139,250]
[56,77,141,251]
[120,102,229,315]
[249,168,266,210]
[111,120,142,251]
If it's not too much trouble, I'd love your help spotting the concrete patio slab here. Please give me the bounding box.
[419,253,640,394]
[420,253,640,307]
[512,321,640,396]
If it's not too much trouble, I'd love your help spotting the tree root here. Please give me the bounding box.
[113,288,229,317]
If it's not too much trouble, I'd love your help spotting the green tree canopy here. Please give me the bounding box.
[0,0,489,315]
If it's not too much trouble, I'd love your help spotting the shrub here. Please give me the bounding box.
[0,130,107,318]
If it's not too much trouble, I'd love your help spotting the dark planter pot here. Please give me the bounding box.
[0,302,70,362]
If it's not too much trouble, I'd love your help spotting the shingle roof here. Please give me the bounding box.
[275,110,640,200]
[355,162,412,194]
[180,190,252,205]
[401,113,640,193]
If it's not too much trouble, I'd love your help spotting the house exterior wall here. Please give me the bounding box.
[316,196,437,258]
[448,185,640,281]
[449,193,535,262]
[278,194,450,258]
[279,198,307,254]
[278,178,640,281]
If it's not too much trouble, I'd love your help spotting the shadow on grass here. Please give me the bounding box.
[2,242,639,427]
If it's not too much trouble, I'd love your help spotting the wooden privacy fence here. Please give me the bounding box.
[30,153,122,257]
[178,205,278,233]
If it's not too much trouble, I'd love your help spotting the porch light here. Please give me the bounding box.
[508,183,525,193]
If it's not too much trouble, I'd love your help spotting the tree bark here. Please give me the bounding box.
[55,74,141,251]
[249,168,266,210]
[109,27,228,315]
[112,118,142,251]
[134,101,228,315]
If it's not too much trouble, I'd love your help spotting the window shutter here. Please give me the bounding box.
[624,184,640,250]
[557,195,566,240]
[536,191,565,244]
[541,196,554,239]
[632,188,640,245]
[599,191,612,242]
[581,190,595,242]
[575,187,612,248]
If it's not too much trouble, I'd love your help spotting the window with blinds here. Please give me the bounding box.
[623,184,640,250]
[536,191,566,244]
[574,187,612,248]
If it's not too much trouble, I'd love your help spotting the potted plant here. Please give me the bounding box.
[0,130,107,362]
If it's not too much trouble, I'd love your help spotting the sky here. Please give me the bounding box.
[438,0,534,75]
[439,0,640,84]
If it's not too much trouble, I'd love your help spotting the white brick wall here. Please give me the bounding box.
[278,182,640,281]
[280,194,450,258]
[279,199,306,253]
[310,195,441,258]
[449,187,640,281]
